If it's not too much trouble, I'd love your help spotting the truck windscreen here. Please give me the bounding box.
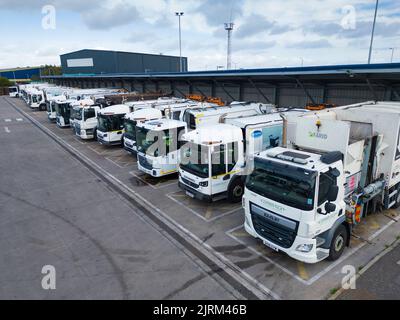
[97,114,125,132]
[180,143,210,179]
[246,159,317,211]
[124,119,137,140]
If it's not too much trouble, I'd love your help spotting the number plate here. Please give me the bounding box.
[263,241,279,252]
[186,191,195,198]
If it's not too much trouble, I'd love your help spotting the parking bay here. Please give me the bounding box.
[15,98,400,300]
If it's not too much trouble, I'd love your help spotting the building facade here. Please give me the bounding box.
[60,49,188,75]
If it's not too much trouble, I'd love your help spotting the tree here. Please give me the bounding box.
[0,77,12,87]
[40,65,62,76]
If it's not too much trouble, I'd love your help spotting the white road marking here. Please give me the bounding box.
[397,260,400,266]
[16,118,23,122]
[4,119,11,122]
[167,191,241,222]
[4,127,10,133]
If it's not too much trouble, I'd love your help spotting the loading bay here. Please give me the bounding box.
[1,96,399,300]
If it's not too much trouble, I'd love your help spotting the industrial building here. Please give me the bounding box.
[0,66,41,81]
[60,49,188,75]
[45,62,400,108]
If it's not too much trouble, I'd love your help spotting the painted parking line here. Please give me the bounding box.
[167,191,241,223]
[227,216,398,286]
[4,127,10,133]
[16,118,23,122]
[4,119,11,122]
[226,225,308,284]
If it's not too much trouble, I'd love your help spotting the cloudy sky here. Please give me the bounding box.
[0,0,399,71]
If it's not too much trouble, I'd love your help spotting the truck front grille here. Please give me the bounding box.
[250,203,298,249]
[138,155,153,170]
[181,177,199,189]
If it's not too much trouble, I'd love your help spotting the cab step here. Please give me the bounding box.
[316,237,326,248]
[316,250,329,261]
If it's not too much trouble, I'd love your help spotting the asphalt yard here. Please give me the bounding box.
[1,96,399,300]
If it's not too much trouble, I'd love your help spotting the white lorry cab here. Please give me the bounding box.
[136,119,187,177]
[74,102,103,140]
[28,89,46,110]
[8,86,19,98]
[124,99,215,154]
[97,104,133,145]
[47,95,67,122]
[178,111,305,203]
[69,99,95,133]
[243,101,400,264]
[135,102,276,178]
[55,98,76,128]
[123,108,163,154]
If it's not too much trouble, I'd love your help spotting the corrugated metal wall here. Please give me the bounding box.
[53,78,400,108]
[60,50,188,75]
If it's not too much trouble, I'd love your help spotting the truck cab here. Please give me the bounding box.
[28,89,46,110]
[74,104,102,140]
[123,108,163,154]
[55,98,76,128]
[8,86,19,98]
[47,95,67,122]
[96,104,133,145]
[179,124,245,202]
[136,119,187,177]
[243,148,346,263]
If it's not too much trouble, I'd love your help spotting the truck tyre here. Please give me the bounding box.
[328,224,348,261]
[93,129,97,141]
[228,179,244,203]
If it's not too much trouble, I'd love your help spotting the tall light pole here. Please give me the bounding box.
[225,22,234,70]
[368,0,379,64]
[175,12,184,72]
[390,47,395,63]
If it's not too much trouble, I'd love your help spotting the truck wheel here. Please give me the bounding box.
[328,225,348,261]
[228,179,244,203]
[93,129,97,141]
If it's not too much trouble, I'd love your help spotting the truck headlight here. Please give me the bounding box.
[296,244,314,253]
[199,181,208,187]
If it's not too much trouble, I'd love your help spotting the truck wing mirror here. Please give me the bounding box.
[327,185,339,202]
[324,202,336,214]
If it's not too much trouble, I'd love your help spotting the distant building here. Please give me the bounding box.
[60,49,188,75]
[0,67,41,81]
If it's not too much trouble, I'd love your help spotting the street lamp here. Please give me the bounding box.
[175,12,184,72]
[368,0,379,64]
[390,47,395,63]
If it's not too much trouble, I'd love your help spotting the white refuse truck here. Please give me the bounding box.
[8,86,19,98]
[243,101,400,263]
[28,89,46,110]
[123,108,163,154]
[96,104,134,145]
[126,101,215,155]
[178,111,305,202]
[135,102,273,178]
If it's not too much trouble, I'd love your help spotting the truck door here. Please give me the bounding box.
[315,169,344,231]
[210,144,228,196]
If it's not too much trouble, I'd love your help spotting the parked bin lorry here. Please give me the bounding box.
[243,101,400,263]
[96,104,134,145]
[178,110,306,203]
[136,102,275,178]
